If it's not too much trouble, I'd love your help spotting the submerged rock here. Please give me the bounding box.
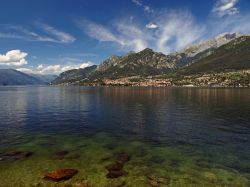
[106,169,125,179]
[105,152,130,179]
[114,152,130,164]
[44,168,78,182]
[105,161,127,179]
[55,150,69,156]
[0,150,33,161]
[106,162,124,171]
[106,162,125,179]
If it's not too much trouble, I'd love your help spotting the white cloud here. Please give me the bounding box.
[131,0,142,6]
[77,19,147,52]
[77,19,122,44]
[36,22,76,43]
[212,0,239,17]
[17,62,93,75]
[208,12,250,36]
[0,50,28,66]
[77,10,206,54]
[146,22,158,29]
[154,11,205,53]
[0,23,75,43]
[144,6,153,13]
[131,0,153,13]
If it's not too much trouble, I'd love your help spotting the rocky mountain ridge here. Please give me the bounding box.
[51,32,250,86]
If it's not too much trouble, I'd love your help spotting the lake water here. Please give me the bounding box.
[0,86,249,187]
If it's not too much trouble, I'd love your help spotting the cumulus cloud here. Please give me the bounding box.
[17,62,93,75]
[212,0,239,17]
[146,22,158,29]
[0,23,75,43]
[0,50,28,66]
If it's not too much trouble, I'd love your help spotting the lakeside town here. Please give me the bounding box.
[58,70,250,87]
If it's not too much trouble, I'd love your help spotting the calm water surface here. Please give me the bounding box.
[0,86,249,187]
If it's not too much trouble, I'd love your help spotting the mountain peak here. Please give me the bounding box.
[215,32,241,40]
[141,48,154,53]
[180,32,242,58]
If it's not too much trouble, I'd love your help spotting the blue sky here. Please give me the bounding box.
[0,0,250,74]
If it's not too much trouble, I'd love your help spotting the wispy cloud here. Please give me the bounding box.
[0,23,75,43]
[77,19,122,44]
[0,50,28,66]
[77,9,207,54]
[131,0,142,6]
[155,10,205,53]
[208,13,250,36]
[36,21,76,43]
[131,0,154,13]
[212,0,239,17]
[144,6,153,13]
[76,19,147,51]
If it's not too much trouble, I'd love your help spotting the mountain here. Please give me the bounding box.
[0,69,46,85]
[29,74,58,84]
[179,35,250,75]
[170,32,241,67]
[52,49,177,84]
[52,65,97,85]
[180,32,241,58]
[51,32,250,85]
[92,48,176,78]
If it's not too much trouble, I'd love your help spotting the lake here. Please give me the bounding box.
[0,86,249,187]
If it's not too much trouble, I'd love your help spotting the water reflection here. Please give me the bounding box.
[0,86,249,154]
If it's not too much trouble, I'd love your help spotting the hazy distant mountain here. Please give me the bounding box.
[0,69,45,85]
[51,33,250,85]
[29,74,58,84]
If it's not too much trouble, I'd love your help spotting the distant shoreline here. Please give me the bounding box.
[51,84,250,88]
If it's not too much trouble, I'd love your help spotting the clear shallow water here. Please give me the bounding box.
[0,86,249,187]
